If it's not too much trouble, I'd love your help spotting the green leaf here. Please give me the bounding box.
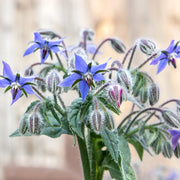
[128,138,144,161]
[68,98,84,138]
[102,155,124,180]
[40,127,70,138]
[9,129,32,137]
[118,136,136,180]
[101,128,119,163]
[98,95,120,115]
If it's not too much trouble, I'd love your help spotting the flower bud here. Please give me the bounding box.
[174,143,180,158]
[109,85,123,108]
[80,28,95,41]
[90,110,105,134]
[24,67,34,76]
[19,113,28,135]
[46,70,62,94]
[132,76,144,97]
[176,101,180,115]
[162,110,180,128]
[110,38,126,53]
[28,112,42,135]
[162,141,173,158]
[138,38,157,56]
[116,70,132,91]
[140,87,148,104]
[148,83,159,106]
[151,138,161,155]
[104,111,115,130]
[39,29,60,39]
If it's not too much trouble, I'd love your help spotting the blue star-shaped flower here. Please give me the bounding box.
[0,61,37,104]
[150,40,180,73]
[167,129,180,150]
[23,32,65,64]
[59,54,109,102]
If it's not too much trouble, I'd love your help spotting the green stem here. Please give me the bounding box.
[32,86,46,100]
[127,45,137,69]
[117,111,139,130]
[160,99,180,107]
[53,95,65,116]
[135,53,157,69]
[77,136,91,180]
[124,107,163,134]
[122,46,133,65]
[58,94,66,109]
[125,122,163,138]
[55,53,64,68]
[92,38,112,60]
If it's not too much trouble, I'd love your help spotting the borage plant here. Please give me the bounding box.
[1,29,180,180]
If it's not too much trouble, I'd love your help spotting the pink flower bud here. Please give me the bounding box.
[109,85,123,108]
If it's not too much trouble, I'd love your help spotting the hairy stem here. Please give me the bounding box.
[124,107,163,134]
[92,38,112,60]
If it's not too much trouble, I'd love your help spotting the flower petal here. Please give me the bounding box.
[172,135,180,150]
[50,46,60,53]
[19,76,35,85]
[150,54,166,65]
[87,44,101,54]
[22,85,41,99]
[34,32,43,43]
[59,73,81,87]
[0,79,10,87]
[93,73,105,82]
[79,80,89,102]
[75,54,88,73]
[23,43,39,56]
[11,89,22,105]
[48,38,65,47]
[166,40,175,53]
[157,59,168,74]
[2,61,16,81]
[167,129,180,136]
[91,58,110,74]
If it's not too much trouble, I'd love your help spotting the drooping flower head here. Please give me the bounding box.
[167,129,180,150]
[150,40,180,73]
[0,61,37,104]
[59,54,109,102]
[23,32,65,64]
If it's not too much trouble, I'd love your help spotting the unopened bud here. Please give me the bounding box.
[138,38,157,56]
[116,70,132,91]
[19,114,28,135]
[132,75,144,97]
[28,113,42,135]
[162,110,180,128]
[46,70,62,94]
[24,67,34,76]
[162,141,173,158]
[151,138,161,155]
[109,85,123,108]
[140,87,148,104]
[176,101,180,115]
[148,83,159,106]
[80,28,95,41]
[104,111,115,130]
[39,29,60,39]
[90,110,104,134]
[174,143,180,158]
[110,38,126,53]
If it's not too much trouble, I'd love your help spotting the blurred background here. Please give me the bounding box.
[0,0,180,179]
